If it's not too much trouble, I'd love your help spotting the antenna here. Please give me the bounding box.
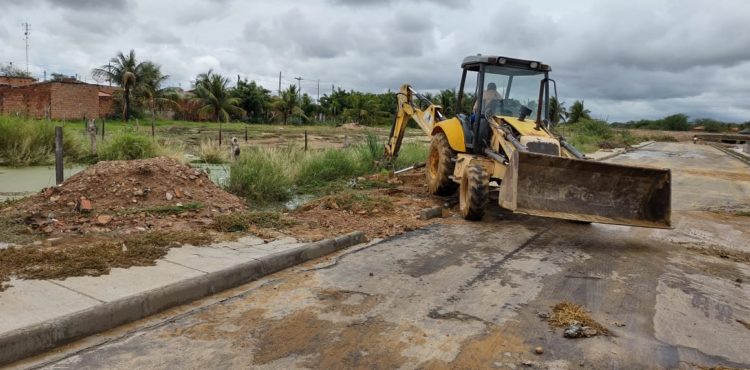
[22,22,30,74]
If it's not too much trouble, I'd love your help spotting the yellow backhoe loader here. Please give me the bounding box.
[385,55,671,228]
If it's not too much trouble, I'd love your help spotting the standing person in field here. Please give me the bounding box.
[230,137,240,161]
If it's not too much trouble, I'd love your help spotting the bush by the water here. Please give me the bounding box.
[0,116,86,166]
[99,132,161,160]
[199,138,226,164]
[227,147,296,203]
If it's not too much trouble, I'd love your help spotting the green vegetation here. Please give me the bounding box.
[560,119,640,153]
[227,147,297,203]
[213,210,296,232]
[0,116,86,166]
[227,133,428,204]
[198,138,226,164]
[98,132,161,160]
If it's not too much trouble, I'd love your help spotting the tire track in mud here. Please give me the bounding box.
[438,227,550,308]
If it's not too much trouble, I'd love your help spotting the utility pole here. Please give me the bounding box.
[108,62,112,86]
[22,22,30,74]
[317,79,320,103]
[278,71,281,95]
[294,76,303,99]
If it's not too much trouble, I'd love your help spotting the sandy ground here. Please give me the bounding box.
[16,142,750,370]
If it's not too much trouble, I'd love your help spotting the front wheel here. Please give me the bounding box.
[460,164,489,221]
[426,132,457,195]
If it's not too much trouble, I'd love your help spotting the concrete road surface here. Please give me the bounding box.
[20,143,750,369]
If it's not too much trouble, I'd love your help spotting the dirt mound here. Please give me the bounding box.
[11,157,246,235]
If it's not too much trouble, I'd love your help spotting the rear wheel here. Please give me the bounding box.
[427,132,457,195]
[460,164,489,221]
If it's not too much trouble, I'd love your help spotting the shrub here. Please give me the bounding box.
[394,142,429,168]
[0,116,86,166]
[199,138,226,164]
[297,148,364,188]
[227,147,294,203]
[99,132,160,160]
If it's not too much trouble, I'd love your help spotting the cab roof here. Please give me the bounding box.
[461,55,551,72]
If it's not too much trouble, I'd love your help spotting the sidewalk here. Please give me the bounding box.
[0,231,365,366]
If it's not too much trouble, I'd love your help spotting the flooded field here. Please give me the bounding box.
[0,166,85,202]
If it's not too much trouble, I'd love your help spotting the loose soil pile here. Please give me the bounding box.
[0,157,246,291]
[286,170,444,241]
[9,156,245,236]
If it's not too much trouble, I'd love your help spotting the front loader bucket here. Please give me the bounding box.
[498,151,671,228]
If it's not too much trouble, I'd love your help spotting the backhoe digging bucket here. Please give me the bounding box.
[499,151,671,228]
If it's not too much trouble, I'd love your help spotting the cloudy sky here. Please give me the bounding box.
[2,0,749,122]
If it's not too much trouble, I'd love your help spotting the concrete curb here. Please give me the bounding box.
[0,231,366,366]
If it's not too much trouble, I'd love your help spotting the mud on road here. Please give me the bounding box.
[21,142,750,370]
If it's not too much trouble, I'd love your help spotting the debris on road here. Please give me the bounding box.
[549,301,609,337]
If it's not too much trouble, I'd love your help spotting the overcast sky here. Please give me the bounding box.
[2,0,749,122]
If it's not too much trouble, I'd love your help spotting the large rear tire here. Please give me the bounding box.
[460,164,489,221]
[427,132,457,195]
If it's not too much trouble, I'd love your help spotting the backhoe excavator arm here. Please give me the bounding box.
[383,84,444,162]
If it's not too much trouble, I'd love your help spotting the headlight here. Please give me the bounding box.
[530,62,539,69]
[497,58,506,65]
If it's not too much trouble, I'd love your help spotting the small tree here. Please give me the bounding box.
[0,63,32,78]
[272,85,304,124]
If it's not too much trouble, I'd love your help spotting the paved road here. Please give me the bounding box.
[21,143,750,369]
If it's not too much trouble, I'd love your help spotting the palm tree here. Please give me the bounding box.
[344,93,380,125]
[92,50,144,122]
[548,96,568,124]
[137,61,178,119]
[193,70,245,144]
[568,100,591,124]
[272,85,304,124]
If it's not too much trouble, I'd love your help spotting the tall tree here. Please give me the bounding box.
[233,79,271,122]
[548,96,568,124]
[272,85,304,124]
[193,70,245,122]
[92,50,147,122]
[343,92,380,125]
[137,61,178,118]
[568,100,591,124]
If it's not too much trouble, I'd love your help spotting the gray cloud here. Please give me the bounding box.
[1,0,748,122]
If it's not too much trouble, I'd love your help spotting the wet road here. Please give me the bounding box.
[19,143,750,369]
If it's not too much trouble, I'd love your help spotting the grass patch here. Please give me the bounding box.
[199,138,226,164]
[0,214,38,245]
[549,301,609,335]
[99,132,161,160]
[298,149,366,189]
[213,211,296,232]
[558,119,640,153]
[394,142,429,168]
[0,116,87,166]
[0,230,212,290]
[227,147,297,203]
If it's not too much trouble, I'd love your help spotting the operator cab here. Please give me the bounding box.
[457,55,553,152]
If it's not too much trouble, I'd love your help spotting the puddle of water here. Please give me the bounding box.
[191,163,231,187]
[285,194,314,210]
[0,165,85,202]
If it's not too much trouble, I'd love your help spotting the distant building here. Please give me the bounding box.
[0,76,118,120]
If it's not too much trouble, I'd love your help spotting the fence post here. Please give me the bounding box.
[151,117,155,138]
[219,121,222,146]
[101,118,105,140]
[305,130,308,151]
[245,126,248,142]
[55,126,64,185]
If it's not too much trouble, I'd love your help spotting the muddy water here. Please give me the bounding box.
[0,165,85,202]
